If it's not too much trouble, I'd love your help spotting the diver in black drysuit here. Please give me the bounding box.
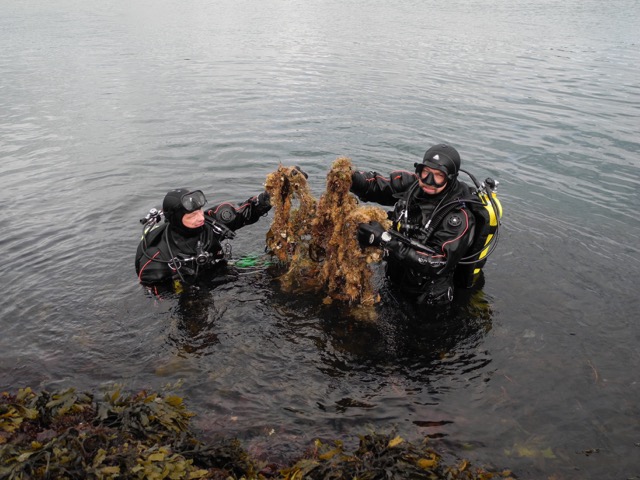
[135,188,271,285]
[352,144,476,305]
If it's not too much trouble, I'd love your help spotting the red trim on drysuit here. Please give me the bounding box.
[440,208,470,254]
[138,251,161,282]
[207,199,254,216]
[412,208,470,259]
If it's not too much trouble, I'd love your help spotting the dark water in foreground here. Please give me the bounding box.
[1,0,639,478]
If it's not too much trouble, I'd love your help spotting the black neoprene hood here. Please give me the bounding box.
[421,144,461,177]
[162,188,191,226]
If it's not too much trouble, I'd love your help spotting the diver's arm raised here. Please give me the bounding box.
[350,169,417,206]
[205,191,271,232]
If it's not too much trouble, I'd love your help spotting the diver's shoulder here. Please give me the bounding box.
[142,222,168,245]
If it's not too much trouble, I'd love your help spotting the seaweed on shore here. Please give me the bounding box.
[1,386,514,480]
[0,387,251,480]
[283,434,515,480]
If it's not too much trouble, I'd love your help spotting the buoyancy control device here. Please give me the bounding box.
[453,169,503,288]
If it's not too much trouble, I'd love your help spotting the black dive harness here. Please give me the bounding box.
[390,169,501,266]
[139,210,235,284]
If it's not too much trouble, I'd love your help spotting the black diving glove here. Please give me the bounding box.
[357,221,386,247]
[385,238,409,260]
[350,170,367,193]
[385,239,446,269]
[243,191,272,220]
[256,191,271,207]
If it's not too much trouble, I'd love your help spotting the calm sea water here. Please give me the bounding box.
[1,0,639,477]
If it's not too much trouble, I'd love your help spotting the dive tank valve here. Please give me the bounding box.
[140,208,163,225]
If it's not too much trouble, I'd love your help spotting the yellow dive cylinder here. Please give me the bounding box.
[472,190,503,276]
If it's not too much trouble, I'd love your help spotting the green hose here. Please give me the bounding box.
[232,254,273,268]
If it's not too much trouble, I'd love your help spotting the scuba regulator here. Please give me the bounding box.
[194,241,211,265]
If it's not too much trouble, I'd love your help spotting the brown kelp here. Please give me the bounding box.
[0,387,252,480]
[265,164,319,291]
[282,433,514,480]
[265,158,390,317]
[1,386,514,479]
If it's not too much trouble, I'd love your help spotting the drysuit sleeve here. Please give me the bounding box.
[205,191,271,232]
[350,169,417,206]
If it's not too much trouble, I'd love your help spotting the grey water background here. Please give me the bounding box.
[1,0,639,477]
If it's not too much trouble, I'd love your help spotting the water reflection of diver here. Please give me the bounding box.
[389,284,494,381]
[351,144,502,306]
[169,285,222,355]
[135,188,271,285]
[320,283,494,378]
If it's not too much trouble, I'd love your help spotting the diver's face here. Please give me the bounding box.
[418,167,448,195]
[182,209,205,228]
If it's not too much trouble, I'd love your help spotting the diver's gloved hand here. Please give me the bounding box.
[357,221,386,247]
[256,191,271,207]
[351,170,367,193]
[385,238,408,260]
[385,239,445,269]
[247,191,272,218]
[293,165,308,179]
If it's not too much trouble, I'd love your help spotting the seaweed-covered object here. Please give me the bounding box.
[265,164,319,289]
[312,157,389,306]
[265,158,390,309]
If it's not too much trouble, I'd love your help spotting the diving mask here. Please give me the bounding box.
[415,165,448,188]
[181,190,207,212]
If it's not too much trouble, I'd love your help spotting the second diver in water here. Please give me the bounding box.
[135,188,271,285]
